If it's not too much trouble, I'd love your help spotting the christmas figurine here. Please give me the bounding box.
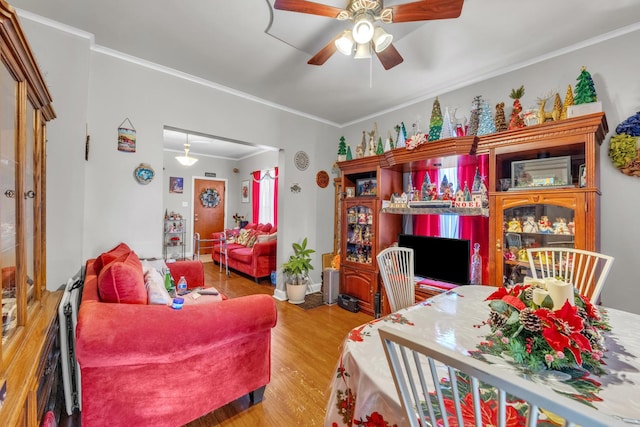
[508,85,526,130]
[494,102,508,132]
[561,84,574,120]
[428,97,443,141]
[574,66,597,104]
[337,136,347,161]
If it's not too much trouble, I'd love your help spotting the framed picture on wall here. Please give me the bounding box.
[241,180,250,203]
[169,176,183,194]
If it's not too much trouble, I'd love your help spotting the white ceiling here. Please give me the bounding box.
[11,0,640,157]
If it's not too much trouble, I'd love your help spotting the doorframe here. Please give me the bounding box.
[190,176,228,257]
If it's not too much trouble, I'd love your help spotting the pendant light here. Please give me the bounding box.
[175,134,198,166]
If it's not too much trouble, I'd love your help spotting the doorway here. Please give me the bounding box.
[193,177,226,254]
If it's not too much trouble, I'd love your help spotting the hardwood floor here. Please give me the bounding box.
[63,261,372,426]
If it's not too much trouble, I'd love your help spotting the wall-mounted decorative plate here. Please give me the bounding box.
[134,163,154,185]
[316,170,329,188]
[294,151,310,171]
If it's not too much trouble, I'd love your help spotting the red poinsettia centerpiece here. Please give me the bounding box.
[478,284,610,375]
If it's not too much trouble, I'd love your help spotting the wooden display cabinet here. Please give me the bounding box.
[482,112,607,287]
[0,1,61,425]
[493,189,591,286]
[338,158,402,316]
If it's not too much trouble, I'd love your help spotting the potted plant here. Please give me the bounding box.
[282,237,315,304]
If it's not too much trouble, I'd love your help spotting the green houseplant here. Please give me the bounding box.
[282,238,315,304]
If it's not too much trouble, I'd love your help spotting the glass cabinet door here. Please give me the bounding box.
[345,204,374,265]
[1,64,17,343]
[497,192,585,287]
[25,102,36,309]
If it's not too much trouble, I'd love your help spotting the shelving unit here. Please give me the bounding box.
[163,216,186,261]
[337,112,607,316]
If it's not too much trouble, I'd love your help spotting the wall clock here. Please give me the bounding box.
[294,151,310,171]
[316,170,329,188]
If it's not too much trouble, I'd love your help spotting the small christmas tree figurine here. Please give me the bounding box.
[346,145,353,160]
[561,84,574,120]
[494,102,507,132]
[467,95,482,136]
[508,85,526,130]
[477,101,496,136]
[428,97,444,141]
[337,136,347,161]
[396,122,407,148]
[376,136,384,155]
[472,167,483,192]
[574,66,597,104]
[553,93,563,120]
[441,106,455,139]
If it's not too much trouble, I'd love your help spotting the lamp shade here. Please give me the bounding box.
[353,43,371,59]
[335,30,355,56]
[352,12,374,44]
[373,27,393,52]
[175,143,198,166]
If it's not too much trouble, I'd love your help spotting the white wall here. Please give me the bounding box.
[338,29,640,313]
[18,13,640,313]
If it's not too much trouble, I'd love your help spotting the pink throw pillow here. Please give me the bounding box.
[244,223,257,230]
[260,223,273,233]
[93,242,132,274]
[97,250,146,304]
[270,226,277,234]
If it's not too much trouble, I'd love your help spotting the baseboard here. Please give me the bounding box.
[308,282,321,293]
[273,283,321,301]
[273,288,287,301]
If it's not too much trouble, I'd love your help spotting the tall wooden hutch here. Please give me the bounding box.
[0,1,61,425]
[337,113,607,316]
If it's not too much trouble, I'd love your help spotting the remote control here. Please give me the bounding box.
[198,289,219,295]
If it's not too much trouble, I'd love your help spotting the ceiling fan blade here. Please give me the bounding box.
[274,0,343,18]
[307,33,341,66]
[390,0,464,23]
[375,44,403,70]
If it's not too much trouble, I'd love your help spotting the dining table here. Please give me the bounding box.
[324,285,640,426]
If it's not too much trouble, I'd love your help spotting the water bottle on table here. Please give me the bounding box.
[177,276,188,296]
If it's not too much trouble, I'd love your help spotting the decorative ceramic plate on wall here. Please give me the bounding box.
[134,163,154,184]
[316,170,329,188]
[294,151,310,171]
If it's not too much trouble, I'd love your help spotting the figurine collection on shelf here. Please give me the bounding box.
[346,206,373,265]
[504,215,574,237]
[387,167,488,210]
[335,66,601,164]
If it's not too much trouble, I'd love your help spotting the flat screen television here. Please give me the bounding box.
[398,234,471,285]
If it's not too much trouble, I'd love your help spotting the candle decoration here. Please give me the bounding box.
[477,283,611,375]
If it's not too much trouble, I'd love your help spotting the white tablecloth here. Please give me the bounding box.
[324,285,640,426]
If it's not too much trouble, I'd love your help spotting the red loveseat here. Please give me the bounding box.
[76,243,278,427]
[211,223,277,281]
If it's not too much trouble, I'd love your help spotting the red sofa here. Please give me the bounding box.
[76,243,278,427]
[211,223,277,281]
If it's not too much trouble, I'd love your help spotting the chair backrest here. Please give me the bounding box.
[527,247,614,304]
[377,247,415,312]
[379,326,626,427]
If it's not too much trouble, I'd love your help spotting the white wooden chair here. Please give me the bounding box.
[379,326,626,427]
[526,247,614,304]
[377,247,415,312]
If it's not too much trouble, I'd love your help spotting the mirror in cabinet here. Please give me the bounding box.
[495,190,587,287]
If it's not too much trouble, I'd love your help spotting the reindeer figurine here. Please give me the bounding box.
[537,92,561,124]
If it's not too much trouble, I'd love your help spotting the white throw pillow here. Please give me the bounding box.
[145,268,171,305]
[256,232,277,243]
[141,258,168,275]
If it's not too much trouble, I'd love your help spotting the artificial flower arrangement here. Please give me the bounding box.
[477,279,610,376]
[232,213,244,225]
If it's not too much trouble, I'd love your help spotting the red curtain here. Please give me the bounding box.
[252,171,260,223]
[412,169,440,236]
[458,154,490,284]
[273,167,278,227]
[410,155,490,284]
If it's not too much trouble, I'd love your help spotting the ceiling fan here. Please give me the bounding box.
[273,0,464,70]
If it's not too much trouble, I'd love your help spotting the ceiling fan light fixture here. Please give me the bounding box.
[373,26,393,52]
[353,42,371,59]
[335,30,355,56]
[352,12,374,44]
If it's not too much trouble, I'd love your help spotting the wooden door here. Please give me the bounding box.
[193,178,225,254]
